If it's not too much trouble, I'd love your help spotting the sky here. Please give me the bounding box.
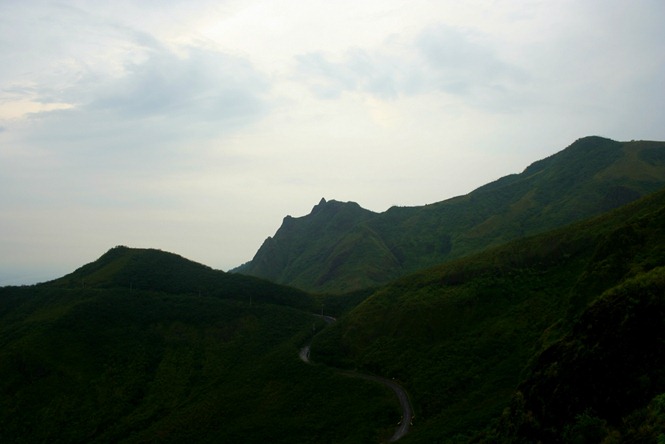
[1,0,664,285]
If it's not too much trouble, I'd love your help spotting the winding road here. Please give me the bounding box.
[299,318,414,442]
[339,370,413,442]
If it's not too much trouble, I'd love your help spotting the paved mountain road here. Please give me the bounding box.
[339,370,413,442]
[299,324,413,442]
[299,345,312,363]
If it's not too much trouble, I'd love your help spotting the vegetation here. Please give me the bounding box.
[311,186,665,442]
[0,251,396,443]
[2,136,665,442]
[485,266,665,443]
[234,198,381,292]
[238,137,665,293]
[49,246,316,312]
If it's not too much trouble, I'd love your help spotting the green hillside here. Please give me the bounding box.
[3,137,665,443]
[310,187,665,442]
[487,266,665,443]
[0,249,397,443]
[238,137,665,293]
[234,198,382,292]
[49,246,316,311]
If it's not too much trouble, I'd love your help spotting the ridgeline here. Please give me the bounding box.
[237,137,665,293]
[2,135,665,442]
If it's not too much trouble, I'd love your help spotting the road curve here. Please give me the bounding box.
[299,345,311,364]
[340,370,413,442]
[299,345,413,442]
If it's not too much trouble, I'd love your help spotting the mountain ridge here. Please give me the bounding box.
[48,245,317,311]
[3,177,665,442]
[237,136,665,293]
[311,186,665,441]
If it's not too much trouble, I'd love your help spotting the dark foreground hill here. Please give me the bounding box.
[3,184,665,443]
[488,266,665,443]
[237,136,665,293]
[310,187,665,442]
[0,248,398,443]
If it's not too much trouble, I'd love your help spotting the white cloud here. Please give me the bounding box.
[293,22,530,112]
[416,25,529,102]
[295,49,403,100]
[88,47,267,120]
[10,44,270,176]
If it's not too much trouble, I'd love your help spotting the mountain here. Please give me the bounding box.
[237,136,665,293]
[0,247,397,443]
[487,266,665,443]
[49,245,316,311]
[234,198,382,292]
[310,187,665,441]
[3,186,665,442]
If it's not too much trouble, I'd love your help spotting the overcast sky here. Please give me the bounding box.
[2,0,664,285]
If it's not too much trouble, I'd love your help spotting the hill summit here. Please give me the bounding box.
[234,198,379,291]
[49,245,315,310]
[236,136,665,293]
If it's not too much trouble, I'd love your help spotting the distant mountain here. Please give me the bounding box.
[310,187,665,441]
[234,198,379,291]
[49,245,315,311]
[236,136,665,293]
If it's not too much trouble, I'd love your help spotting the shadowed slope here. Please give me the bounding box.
[238,137,665,293]
[0,248,398,443]
[311,188,665,441]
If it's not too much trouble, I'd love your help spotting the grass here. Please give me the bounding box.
[0,284,396,442]
[311,187,665,441]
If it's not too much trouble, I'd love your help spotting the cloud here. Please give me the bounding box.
[15,44,270,173]
[295,49,403,100]
[416,25,526,95]
[57,45,264,122]
[0,14,272,258]
[89,47,268,123]
[2,0,665,285]
[1,1,269,130]
[294,23,528,111]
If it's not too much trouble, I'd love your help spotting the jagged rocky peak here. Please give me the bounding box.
[280,215,296,230]
[310,197,365,215]
[311,197,328,214]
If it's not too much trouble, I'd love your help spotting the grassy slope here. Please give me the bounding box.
[0,250,397,443]
[49,246,317,311]
[241,137,665,293]
[485,266,665,443]
[311,188,665,442]
[238,199,381,293]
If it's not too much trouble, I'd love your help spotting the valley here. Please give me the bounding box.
[237,136,665,294]
[299,320,414,442]
[2,137,665,442]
